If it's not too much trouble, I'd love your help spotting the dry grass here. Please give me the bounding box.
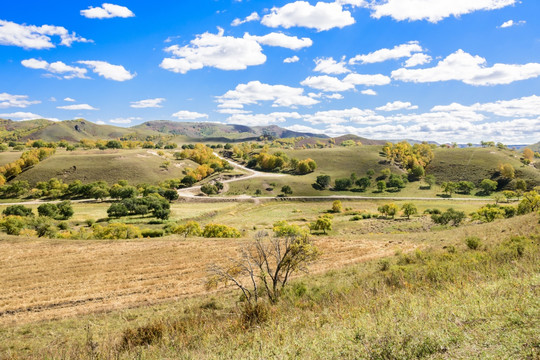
[1,212,536,326]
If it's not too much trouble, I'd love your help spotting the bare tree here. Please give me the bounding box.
[208,229,320,304]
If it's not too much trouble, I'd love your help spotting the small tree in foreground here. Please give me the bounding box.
[207,226,319,305]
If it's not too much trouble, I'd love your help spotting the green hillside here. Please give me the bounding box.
[225,145,540,197]
[14,149,198,186]
[527,141,540,152]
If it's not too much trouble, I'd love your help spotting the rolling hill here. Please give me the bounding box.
[0,119,327,143]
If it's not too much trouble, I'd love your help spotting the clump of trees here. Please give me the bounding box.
[431,208,466,226]
[382,141,434,175]
[202,224,241,238]
[107,195,171,220]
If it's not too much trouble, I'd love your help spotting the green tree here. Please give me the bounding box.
[376,180,386,192]
[56,201,74,220]
[315,175,331,189]
[310,215,333,234]
[424,174,436,189]
[441,182,457,196]
[479,179,498,195]
[37,203,58,218]
[3,205,33,217]
[457,181,475,195]
[281,185,293,195]
[107,203,129,218]
[378,203,399,218]
[401,203,418,219]
[355,177,371,191]
[334,178,352,191]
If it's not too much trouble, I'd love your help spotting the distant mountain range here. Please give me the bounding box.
[0,118,536,149]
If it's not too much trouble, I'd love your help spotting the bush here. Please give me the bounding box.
[315,175,331,189]
[431,208,466,226]
[37,203,58,218]
[202,224,241,238]
[465,236,481,250]
[240,301,270,327]
[92,223,142,239]
[141,229,164,238]
[334,178,352,191]
[172,221,202,237]
[3,205,33,217]
[201,184,219,195]
[119,322,165,351]
[0,215,26,235]
[331,200,343,213]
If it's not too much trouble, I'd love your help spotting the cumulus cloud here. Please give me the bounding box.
[245,32,312,50]
[349,41,423,65]
[22,58,89,79]
[261,1,355,31]
[64,97,76,102]
[172,110,209,120]
[0,19,91,49]
[78,60,136,81]
[431,95,540,118]
[304,108,388,125]
[284,55,300,63]
[404,53,432,67]
[0,92,40,108]
[109,117,141,124]
[0,112,43,120]
[232,12,260,26]
[226,112,302,126]
[160,28,266,73]
[313,57,350,74]
[376,101,418,111]
[499,20,526,28]
[301,75,355,92]
[81,3,135,19]
[301,73,391,92]
[361,89,377,96]
[57,104,98,110]
[367,0,516,23]
[217,81,319,109]
[130,98,165,108]
[391,49,540,86]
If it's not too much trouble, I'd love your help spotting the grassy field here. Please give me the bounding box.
[14,149,198,186]
[0,212,537,358]
[0,151,23,166]
[225,145,540,197]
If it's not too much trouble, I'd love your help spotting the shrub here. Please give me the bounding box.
[331,200,343,213]
[431,208,466,226]
[0,215,26,235]
[92,223,142,240]
[172,221,202,237]
[203,224,241,238]
[334,178,352,191]
[315,175,331,189]
[37,203,58,218]
[465,236,481,250]
[141,229,164,238]
[3,205,33,217]
[281,185,293,195]
[119,322,165,351]
[56,201,74,220]
[107,203,129,218]
[201,184,219,195]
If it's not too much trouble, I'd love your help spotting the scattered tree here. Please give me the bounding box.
[401,203,418,219]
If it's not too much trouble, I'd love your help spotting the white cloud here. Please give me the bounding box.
[172,110,209,120]
[232,12,260,26]
[349,41,423,65]
[0,19,91,49]
[499,20,526,28]
[361,89,377,96]
[78,60,135,81]
[216,108,252,115]
[404,53,432,67]
[64,97,76,102]
[0,112,43,120]
[301,75,355,92]
[81,3,135,19]
[284,55,300,63]
[314,57,350,74]
[391,50,540,86]
[226,112,301,126]
[109,117,141,124]
[367,0,516,23]
[246,32,312,50]
[301,73,390,92]
[376,101,418,111]
[96,120,106,125]
[160,28,266,73]
[130,98,165,108]
[57,104,98,110]
[336,0,367,6]
[343,73,392,86]
[22,58,89,79]
[0,92,40,108]
[285,124,327,134]
[431,95,540,118]
[304,108,388,125]
[326,93,344,100]
[261,1,355,31]
[217,81,319,109]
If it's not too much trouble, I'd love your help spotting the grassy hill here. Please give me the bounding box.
[527,141,540,152]
[134,121,326,140]
[15,149,198,186]
[225,145,540,197]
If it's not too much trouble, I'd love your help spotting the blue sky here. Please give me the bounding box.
[0,0,539,143]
